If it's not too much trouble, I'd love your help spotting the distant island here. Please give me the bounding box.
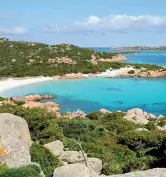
[111,46,166,51]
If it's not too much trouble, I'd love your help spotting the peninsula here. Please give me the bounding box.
[111,46,166,51]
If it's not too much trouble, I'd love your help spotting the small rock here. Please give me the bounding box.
[135,128,149,132]
[80,158,102,174]
[99,109,112,114]
[124,108,151,124]
[157,115,164,119]
[59,151,87,164]
[64,109,87,119]
[148,113,156,119]
[44,140,64,156]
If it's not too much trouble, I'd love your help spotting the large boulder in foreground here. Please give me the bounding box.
[124,108,156,124]
[53,163,98,177]
[0,113,32,168]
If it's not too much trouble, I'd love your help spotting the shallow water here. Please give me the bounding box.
[1,77,166,115]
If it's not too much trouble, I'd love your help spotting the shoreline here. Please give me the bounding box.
[0,76,54,94]
[0,67,166,95]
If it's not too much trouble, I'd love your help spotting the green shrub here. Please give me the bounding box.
[0,163,8,171]
[0,97,6,101]
[157,119,166,127]
[128,70,135,74]
[118,130,166,150]
[13,100,25,106]
[30,143,62,177]
[0,104,64,144]
[146,121,157,130]
[103,118,136,134]
[0,165,41,177]
[86,111,103,120]
[57,118,106,142]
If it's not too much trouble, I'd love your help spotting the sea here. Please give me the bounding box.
[1,48,166,115]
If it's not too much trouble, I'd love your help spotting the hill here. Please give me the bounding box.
[0,38,125,77]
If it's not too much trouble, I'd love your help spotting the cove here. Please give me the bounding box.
[1,77,166,115]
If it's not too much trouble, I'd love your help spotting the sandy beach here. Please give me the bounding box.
[97,67,134,77]
[0,77,54,94]
[0,68,132,94]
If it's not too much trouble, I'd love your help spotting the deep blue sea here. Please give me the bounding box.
[1,49,166,115]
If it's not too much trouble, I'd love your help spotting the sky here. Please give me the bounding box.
[0,0,166,47]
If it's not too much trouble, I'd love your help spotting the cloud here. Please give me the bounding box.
[0,26,28,35]
[44,25,60,33]
[44,15,166,34]
[0,13,13,20]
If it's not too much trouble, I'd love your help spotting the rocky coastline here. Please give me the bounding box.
[0,94,165,129]
[0,104,166,177]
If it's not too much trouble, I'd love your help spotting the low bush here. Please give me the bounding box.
[0,104,64,144]
[13,100,25,106]
[0,165,41,177]
[0,163,8,171]
[128,70,135,74]
[30,143,62,177]
[0,97,6,101]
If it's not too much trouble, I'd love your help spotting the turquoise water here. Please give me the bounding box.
[96,48,166,66]
[1,78,166,115]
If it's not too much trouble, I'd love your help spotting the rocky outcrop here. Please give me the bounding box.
[44,140,103,175]
[135,128,149,132]
[0,113,32,168]
[119,68,166,78]
[157,115,164,119]
[60,73,86,79]
[23,101,61,117]
[48,57,73,64]
[53,163,98,177]
[53,164,166,177]
[12,94,61,117]
[80,158,102,174]
[99,108,112,114]
[100,168,166,177]
[59,151,87,164]
[44,140,64,156]
[23,94,54,102]
[98,54,127,63]
[124,108,156,124]
[63,109,87,119]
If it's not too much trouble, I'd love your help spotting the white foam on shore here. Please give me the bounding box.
[0,77,54,94]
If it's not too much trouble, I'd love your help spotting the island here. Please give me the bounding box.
[111,46,166,51]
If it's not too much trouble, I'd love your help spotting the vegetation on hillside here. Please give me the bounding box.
[0,104,166,176]
[0,38,163,77]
